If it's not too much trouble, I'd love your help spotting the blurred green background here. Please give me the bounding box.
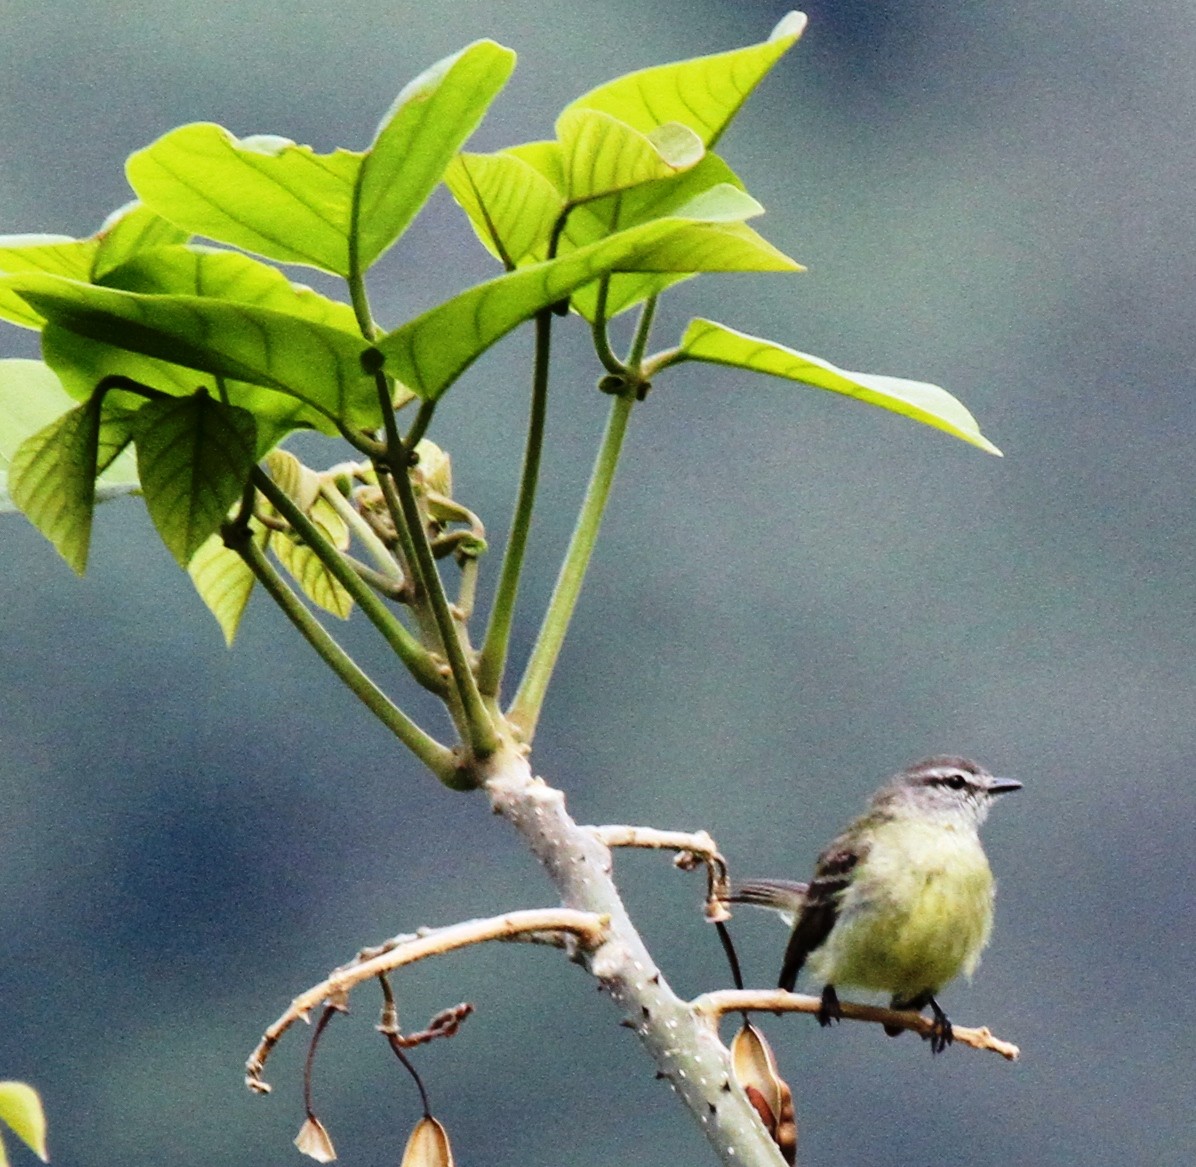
[2,2,1193,1165]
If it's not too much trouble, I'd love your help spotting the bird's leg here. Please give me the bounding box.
[816,983,842,1028]
[925,996,954,1054]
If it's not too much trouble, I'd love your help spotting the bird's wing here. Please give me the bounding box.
[777,837,864,991]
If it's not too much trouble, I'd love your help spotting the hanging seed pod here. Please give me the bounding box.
[293,1115,336,1163]
[400,1115,455,1167]
[730,1022,797,1165]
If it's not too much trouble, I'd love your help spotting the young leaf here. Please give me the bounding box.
[554,108,703,203]
[270,498,354,619]
[127,123,364,275]
[563,11,807,147]
[673,318,1003,455]
[132,391,258,567]
[375,215,800,400]
[7,395,103,573]
[188,524,266,646]
[0,360,140,515]
[444,151,564,267]
[0,1081,49,1164]
[354,39,517,271]
[1,273,376,432]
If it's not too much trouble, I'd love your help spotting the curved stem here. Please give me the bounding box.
[227,525,455,782]
[477,308,553,698]
[252,468,446,697]
[508,389,635,739]
[371,376,499,756]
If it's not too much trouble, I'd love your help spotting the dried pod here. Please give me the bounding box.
[730,1022,797,1164]
[400,1115,455,1167]
[294,1115,336,1163]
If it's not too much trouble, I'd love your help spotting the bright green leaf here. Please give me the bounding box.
[675,318,1003,455]
[188,524,266,645]
[563,11,807,146]
[132,391,258,567]
[1,273,376,431]
[127,123,364,275]
[7,396,102,574]
[355,39,517,271]
[445,151,564,266]
[376,216,800,400]
[271,497,353,619]
[555,109,703,203]
[0,360,140,515]
[92,201,189,279]
[0,1082,48,1164]
[0,234,97,328]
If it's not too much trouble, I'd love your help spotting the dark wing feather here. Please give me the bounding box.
[777,840,863,991]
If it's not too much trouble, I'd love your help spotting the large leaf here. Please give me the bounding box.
[0,359,140,514]
[1,272,376,431]
[127,41,515,278]
[132,391,258,566]
[7,396,103,573]
[0,235,95,328]
[0,203,187,327]
[563,11,807,147]
[355,39,516,271]
[127,123,364,275]
[674,318,1003,455]
[40,246,378,451]
[375,215,800,401]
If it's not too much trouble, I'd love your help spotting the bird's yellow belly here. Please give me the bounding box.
[808,822,996,999]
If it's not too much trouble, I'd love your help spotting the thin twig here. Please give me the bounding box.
[690,989,1021,1061]
[591,825,731,921]
[246,908,608,1093]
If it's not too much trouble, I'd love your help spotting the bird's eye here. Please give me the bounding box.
[938,773,968,790]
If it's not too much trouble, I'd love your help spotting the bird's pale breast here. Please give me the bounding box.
[807,818,996,999]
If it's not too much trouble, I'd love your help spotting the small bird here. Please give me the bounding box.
[730,756,1021,1053]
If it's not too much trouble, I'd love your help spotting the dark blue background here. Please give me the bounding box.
[2,3,1193,1166]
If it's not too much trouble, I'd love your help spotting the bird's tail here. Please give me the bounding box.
[726,878,810,926]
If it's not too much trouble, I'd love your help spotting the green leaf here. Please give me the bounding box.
[376,215,800,401]
[92,201,189,279]
[354,39,517,271]
[554,109,703,203]
[188,524,266,645]
[132,391,258,566]
[0,234,97,328]
[271,497,353,619]
[0,360,140,515]
[39,246,382,451]
[7,395,102,574]
[0,1082,48,1164]
[445,151,564,266]
[126,42,514,277]
[1,272,376,432]
[0,203,188,327]
[563,11,807,147]
[127,123,364,275]
[674,318,1003,455]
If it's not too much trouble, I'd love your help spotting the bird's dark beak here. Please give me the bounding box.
[988,777,1023,796]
